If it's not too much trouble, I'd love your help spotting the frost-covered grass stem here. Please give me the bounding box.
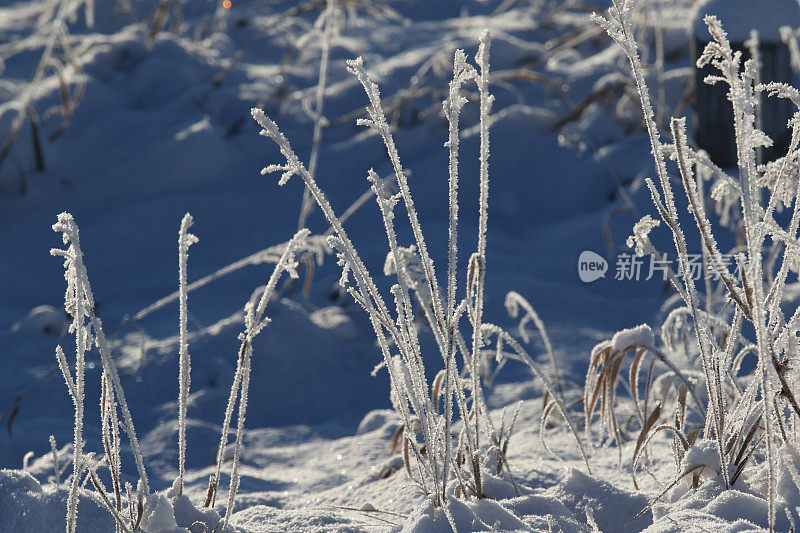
[206,228,308,530]
[51,213,150,533]
[177,213,198,496]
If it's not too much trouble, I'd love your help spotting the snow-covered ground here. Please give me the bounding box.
[1,0,798,531]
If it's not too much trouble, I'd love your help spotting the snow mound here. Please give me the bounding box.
[611,324,655,351]
[480,472,523,501]
[11,305,67,336]
[403,495,528,532]
[548,468,651,532]
[231,505,362,532]
[0,469,114,532]
[503,493,587,531]
[680,439,722,478]
[309,306,357,341]
[170,494,223,532]
[0,469,227,533]
[649,483,786,532]
[704,490,769,527]
[139,492,182,532]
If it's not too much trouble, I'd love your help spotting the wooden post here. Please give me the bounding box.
[692,0,798,167]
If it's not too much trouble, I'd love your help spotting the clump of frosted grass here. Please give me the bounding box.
[51,212,149,533]
[50,210,309,532]
[594,2,800,530]
[252,32,589,527]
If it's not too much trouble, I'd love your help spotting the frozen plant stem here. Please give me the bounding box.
[206,229,308,530]
[714,22,775,525]
[58,338,83,533]
[51,213,150,533]
[504,292,561,393]
[444,46,477,502]
[100,371,123,533]
[464,31,494,500]
[177,213,198,496]
[670,118,729,491]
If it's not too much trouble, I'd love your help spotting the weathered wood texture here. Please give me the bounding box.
[694,37,792,167]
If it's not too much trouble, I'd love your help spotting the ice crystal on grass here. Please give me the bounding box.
[627,215,661,256]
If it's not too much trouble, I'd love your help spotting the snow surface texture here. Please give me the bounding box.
[2,0,799,531]
[691,0,800,41]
